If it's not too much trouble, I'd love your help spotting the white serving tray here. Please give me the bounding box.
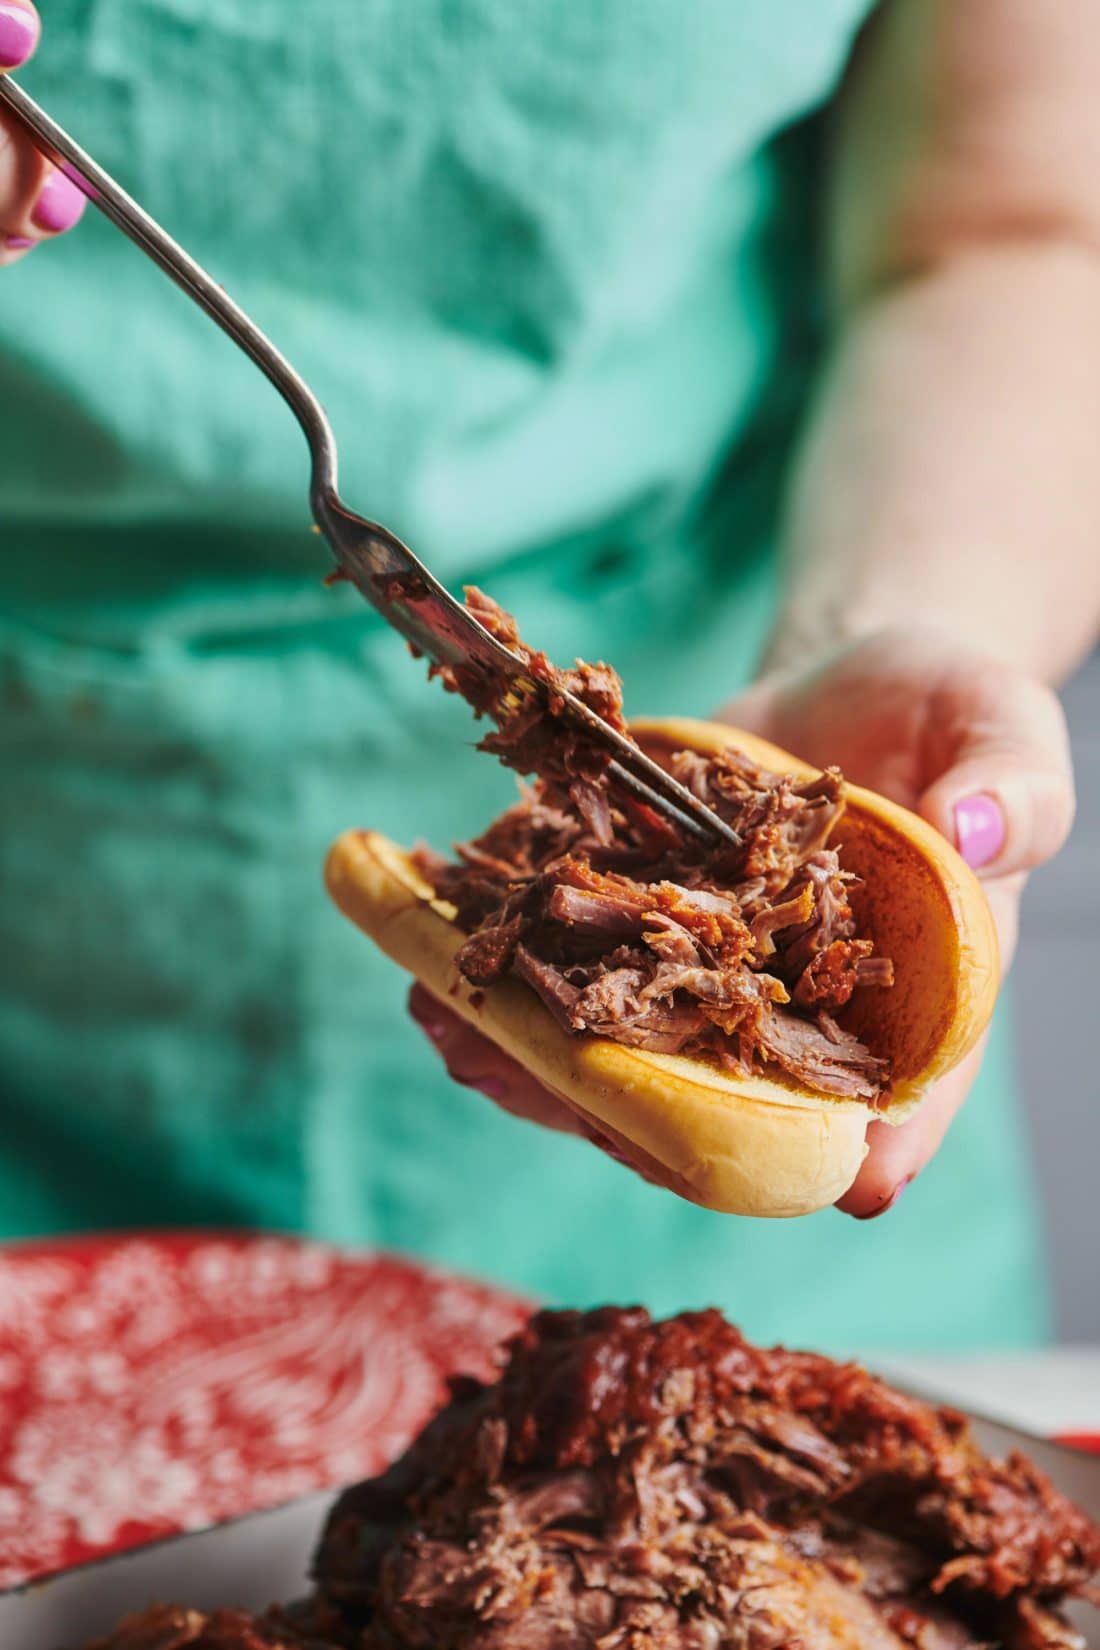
[0,1417,1095,1649]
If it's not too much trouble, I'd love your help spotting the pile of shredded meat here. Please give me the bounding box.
[76,1308,1100,1650]
[415,589,895,1102]
[80,1606,343,1650]
[308,1308,1100,1650]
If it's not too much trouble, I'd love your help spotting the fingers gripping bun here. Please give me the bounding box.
[325,720,998,1218]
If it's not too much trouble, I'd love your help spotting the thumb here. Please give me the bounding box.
[0,1,38,71]
[918,668,1075,879]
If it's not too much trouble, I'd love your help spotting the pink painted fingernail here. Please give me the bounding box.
[0,3,39,69]
[61,159,100,202]
[3,234,34,250]
[32,170,88,235]
[853,1175,913,1221]
[408,992,448,1043]
[954,793,1005,870]
[411,1011,448,1043]
[580,1121,632,1168]
[451,1071,507,1101]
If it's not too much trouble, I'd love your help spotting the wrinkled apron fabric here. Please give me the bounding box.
[0,0,1047,1349]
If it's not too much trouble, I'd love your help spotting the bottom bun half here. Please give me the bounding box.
[324,829,871,1218]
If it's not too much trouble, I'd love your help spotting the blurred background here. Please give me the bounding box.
[1016,646,1100,1340]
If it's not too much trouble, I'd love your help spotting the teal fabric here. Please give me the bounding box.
[0,1,1048,1351]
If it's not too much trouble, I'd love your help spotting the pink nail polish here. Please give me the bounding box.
[61,159,100,202]
[579,1120,632,1168]
[452,1071,507,1101]
[0,3,39,69]
[3,234,34,250]
[954,793,1005,870]
[409,1006,448,1043]
[32,170,89,235]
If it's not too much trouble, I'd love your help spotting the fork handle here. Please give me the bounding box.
[0,74,340,507]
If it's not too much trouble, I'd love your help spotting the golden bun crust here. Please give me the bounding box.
[324,718,999,1217]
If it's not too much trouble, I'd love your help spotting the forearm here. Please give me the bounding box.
[768,240,1100,682]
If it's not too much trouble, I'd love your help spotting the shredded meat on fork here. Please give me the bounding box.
[419,589,895,1102]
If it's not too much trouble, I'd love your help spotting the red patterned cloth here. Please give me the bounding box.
[0,1233,529,1589]
[2,1234,1097,1593]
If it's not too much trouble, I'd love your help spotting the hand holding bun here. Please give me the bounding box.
[326,714,997,1218]
[723,626,1073,1215]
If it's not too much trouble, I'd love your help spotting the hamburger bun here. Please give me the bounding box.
[324,717,999,1217]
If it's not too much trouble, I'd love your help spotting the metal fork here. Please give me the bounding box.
[0,75,738,850]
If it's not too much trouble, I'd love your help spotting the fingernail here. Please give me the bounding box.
[3,234,34,250]
[0,4,39,69]
[61,159,100,202]
[954,793,1005,870]
[580,1121,632,1168]
[32,170,89,235]
[853,1175,913,1221]
[412,1009,448,1036]
[408,995,448,1043]
[450,1070,507,1101]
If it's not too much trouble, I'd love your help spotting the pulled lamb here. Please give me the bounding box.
[416,589,894,1102]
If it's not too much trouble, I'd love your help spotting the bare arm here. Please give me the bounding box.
[770,0,1100,680]
[728,0,1098,1213]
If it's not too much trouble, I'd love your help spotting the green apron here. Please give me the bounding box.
[0,0,1047,1351]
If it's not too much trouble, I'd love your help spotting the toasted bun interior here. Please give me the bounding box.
[324,719,999,1218]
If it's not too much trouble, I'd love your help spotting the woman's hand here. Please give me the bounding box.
[408,626,1074,1216]
[721,626,1074,1217]
[408,982,588,1143]
[1,2,86,265]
